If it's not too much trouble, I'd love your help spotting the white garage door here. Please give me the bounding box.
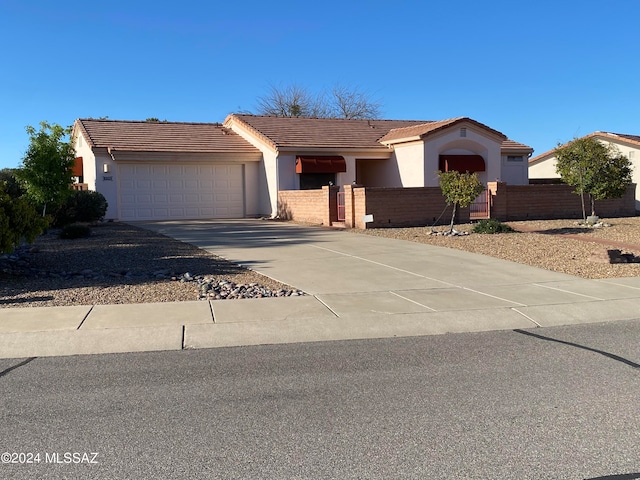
[118,163,244,221]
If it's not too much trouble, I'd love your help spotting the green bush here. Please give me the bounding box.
[0,168,26,199]
[54,190,108,226]
[472,219,515,234]
[0,184,48,253]
[60,223,91,239]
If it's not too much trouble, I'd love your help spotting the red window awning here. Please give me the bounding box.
[438,155,485,173]
[296,156,346,174]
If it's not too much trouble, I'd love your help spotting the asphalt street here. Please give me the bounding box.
[1,320,639,479]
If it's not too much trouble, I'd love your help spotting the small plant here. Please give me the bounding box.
[60,223,91,239]
[472,219,515,234]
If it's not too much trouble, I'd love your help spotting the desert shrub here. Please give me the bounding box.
[0,168,26,199]
[0,185,48,253]
[54,190,108,226]
[60,223,91,239]
[472,219,515,234]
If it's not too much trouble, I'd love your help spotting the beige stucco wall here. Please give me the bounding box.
[336,156,356,187]
[500,154,529,185]
[96,151,118,219]
[392,141,426,187]
[73,133,97,190]
[528,156,558,178]
[224,121,276,216]
[73,132,120,219]
[423,124,500,187]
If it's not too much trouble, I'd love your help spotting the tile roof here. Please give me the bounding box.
[225,114,428,150]
[228,114,530,152]
[74,119,260,153]
[599,132,640,147]
[501,139,534,151]
[379,117,507,143]
[529,131,640,163]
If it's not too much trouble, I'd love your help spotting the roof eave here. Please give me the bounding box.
[107,150,263,162]
[224,114,279,151]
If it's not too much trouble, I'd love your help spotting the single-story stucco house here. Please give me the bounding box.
[72,115,533,221]
[529,132,640,211]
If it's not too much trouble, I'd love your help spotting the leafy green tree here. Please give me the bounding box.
[0,183,48,254]
[555,137,633,221]
[15,121,75,216]
[438,170,485,234]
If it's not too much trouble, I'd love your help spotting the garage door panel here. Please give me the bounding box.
[118,163,244,221]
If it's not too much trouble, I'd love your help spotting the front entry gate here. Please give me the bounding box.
[337,191,345,221]
[470,190,490,220]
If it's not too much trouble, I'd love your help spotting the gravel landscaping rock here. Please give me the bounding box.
[0,223,301,308]
[355,216,640,279]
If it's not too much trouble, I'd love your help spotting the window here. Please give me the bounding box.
[460,128,467,137]
[507,155,523,162]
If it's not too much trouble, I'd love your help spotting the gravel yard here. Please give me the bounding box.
[0,223,298,309]
[1,217,639,309]
[355,217,640,279]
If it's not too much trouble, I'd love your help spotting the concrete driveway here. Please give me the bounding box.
[139,219,640,330]
[3,219,640,359]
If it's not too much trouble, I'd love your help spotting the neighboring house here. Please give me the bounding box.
[73,116,533,221]
[529,132,640,211]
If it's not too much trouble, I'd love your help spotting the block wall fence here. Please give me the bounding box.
[276,183,637,229]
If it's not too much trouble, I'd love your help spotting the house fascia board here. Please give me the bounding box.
[589,132,640,150]
[72,119,94,148]
[381,120,507,147]
[224,115,278,153]
[107,150,262,162]
[276,146,393,159]
[385,139,424,149]
[502,147,534,156]
[429,121,507,144]
[529,150,555,164]
[380,135,422,146]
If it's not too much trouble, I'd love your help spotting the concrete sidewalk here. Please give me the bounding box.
[2,219,640,359]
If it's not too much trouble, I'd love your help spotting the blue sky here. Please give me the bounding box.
[1,0,638,169]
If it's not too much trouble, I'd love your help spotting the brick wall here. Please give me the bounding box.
[279,182,636,230]
[277,188,335,225]
[346,186,469,229]
[488,182,636,220]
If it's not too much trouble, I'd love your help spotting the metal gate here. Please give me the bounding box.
[337,192,345,221]
[470,190,489,219]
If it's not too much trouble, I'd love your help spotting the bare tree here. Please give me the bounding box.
[254,83,381,119]
[330,84,381,119]
[256,84,324,117]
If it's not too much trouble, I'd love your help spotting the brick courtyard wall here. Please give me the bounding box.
[488,182,636,221]
[277,189,328,225]
[345,186,469,229]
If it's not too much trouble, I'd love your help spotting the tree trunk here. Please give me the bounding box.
[590,194,596,217]
[580,192,586,222]
[449,203,457,234]
[42,203,47,217]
